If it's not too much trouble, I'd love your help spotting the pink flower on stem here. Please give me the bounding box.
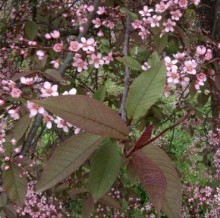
[20,77,34,85]
[50,30,60,39]
[148,15,162,28]
[167,70,179,84]
[8,108,20,120]
[163,19,176,32]
[10,88,22,98]
[69,41,82,52]
[40,81,59,97]
[196,46,206,55]
[164,56,178,71]
[54,117,72,133]
[80,37,96,52]
[183,60,197,75]
[27,101,45,118]
[179,0,188,8]
[89,53,104,68]
[139,6,153,17]
[92,18,102,28]
[170,10,183,21]
[205,49,213,61]
[72,58,88,72]
[63,88,77,95]
[50,60,60,69]
[53,43,63,53]
[36,50,45,60]
[43,112,54,129]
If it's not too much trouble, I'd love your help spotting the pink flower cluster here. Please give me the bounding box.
[164,45,213,95]
[15,182,67,218]
[131,0,200,40]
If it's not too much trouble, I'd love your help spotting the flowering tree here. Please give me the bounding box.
[0,0,220,217]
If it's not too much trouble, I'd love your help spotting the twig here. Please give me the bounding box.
[126,110,192,157]
[119,14,131,121]
[58,0,100,75]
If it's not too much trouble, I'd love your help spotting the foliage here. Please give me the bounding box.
[0,0,220,217]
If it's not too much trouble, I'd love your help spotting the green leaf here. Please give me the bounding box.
[12,114,31,142]
[143,144,182,218]
[0,193,7,208]
[3,204,17,218]
[126,52,166,121]
[24,21,38,40]
[87,140,122,202]
[130,151,167,212]
[116,56,142,71]
[36,133,103,192]
[93,85,107,101]
[154,34,168,53]
[2,162,27,206]
[42,69,63,83]
[34,95,129,140]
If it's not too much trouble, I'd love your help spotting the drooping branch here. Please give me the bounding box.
[119,14,131,121]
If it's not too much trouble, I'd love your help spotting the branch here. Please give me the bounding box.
[20,113,43,156]
[19,0,101,155]
[119,15,131,121]
[58,0,100,75]
[126,110,192,157]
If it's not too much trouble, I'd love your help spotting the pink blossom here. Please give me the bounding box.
[139,6,153,17]
[167,70,179,84]
[148,15,162,28]
[205,49,213,61]
[179,0,188,8]
[92,18,102,28]
[54,117,72,133]
[63,88,77,95]
[69,41,82,52]
[8,108,20,120]
[170,10,183,21]
[131,20,143,29]
[103,52,113,64]
[0,99,5,106]
[97,6,106,15]
[155,2,168,13]
[72,57,88,72]
[45,33,51,39]
[164,56,177,71]
[193,0,201,5]
[50,30,60,39]
[50,60,60,69]
[87,5,94,12]
[10,88,22,98]
[163,19,176,32]
[89,53,104,68]
[53,43,63,53]
[40,81,59,97]
[36,50,45,60]
[183,60,197,75]
[43,112,54,129]
[20,77,34,85]
[27,101,45,118]
[81,37,96,52]
[196,46,206,55]
[142,62,151,71]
